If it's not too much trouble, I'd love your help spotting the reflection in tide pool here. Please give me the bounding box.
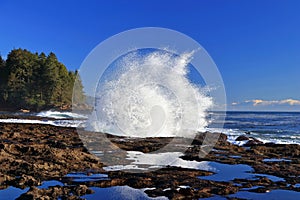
[102,151,285,183]
[229,189,300,200]
[64,172,109,182]
[82,186,168,200]
[103,151,216,172]
[199,162,285,182]
[37,180,64,189]
[263,158,291,162]
[201,195,227,200]
[0,186,29,200]
[0,178,167,200]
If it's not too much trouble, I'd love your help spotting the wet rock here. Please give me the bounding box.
[258,177,272,185]
[1,122,300,199]
[244,139,263,146]
[16,185,93,200]
[0,123,104,186]
[235,135,249,141]
[73,185,94,196]
[14,175,40,188]
[0,173,13,185]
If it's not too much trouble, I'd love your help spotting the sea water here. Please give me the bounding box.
[0,110,299,145]
[208,111,300,144]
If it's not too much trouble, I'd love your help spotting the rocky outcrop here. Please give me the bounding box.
[0,122,300,199]
[0,123,103,188]
[16,185,94,200]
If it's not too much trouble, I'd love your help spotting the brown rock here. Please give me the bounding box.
[235,135,249,141]
[244,139,263,146]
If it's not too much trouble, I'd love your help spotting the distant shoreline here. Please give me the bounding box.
[0,105,70,113]
[0,103,93,114]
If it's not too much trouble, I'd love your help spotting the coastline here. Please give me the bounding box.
[0,122,300,199]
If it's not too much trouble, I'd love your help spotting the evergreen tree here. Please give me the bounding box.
[72,70,86,105]
[55,62,69,107]
[5,49,37,107]
[43,52,60,106]
[34,52,48,108]
[0,55,8,103]
[0,48,85,111]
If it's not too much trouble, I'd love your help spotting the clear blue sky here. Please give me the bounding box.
[1,0,300,111]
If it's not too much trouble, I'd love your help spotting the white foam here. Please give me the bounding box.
[206,127,300,145]
[88,49,213,138]
[0,118,85,128]
[37,110,87,119]
[205,127,247,146]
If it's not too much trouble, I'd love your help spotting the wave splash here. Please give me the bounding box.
[37,110,87,119]
[89,49,213,137]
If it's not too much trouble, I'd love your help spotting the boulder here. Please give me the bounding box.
[235,135,249,141]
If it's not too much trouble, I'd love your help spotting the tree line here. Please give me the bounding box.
[0,48,85,111]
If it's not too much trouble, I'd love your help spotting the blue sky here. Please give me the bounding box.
[0,0,300,111]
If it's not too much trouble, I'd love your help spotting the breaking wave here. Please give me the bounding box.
[88,48,213,137]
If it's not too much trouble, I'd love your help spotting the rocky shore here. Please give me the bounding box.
[0,122,300,199]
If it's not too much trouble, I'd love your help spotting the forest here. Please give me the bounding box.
[0,48,85,111]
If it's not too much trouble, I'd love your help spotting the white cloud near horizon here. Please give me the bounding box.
[232,99,300,106]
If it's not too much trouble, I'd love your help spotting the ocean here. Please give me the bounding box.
[208,111,300,145]
[0,110,299,145]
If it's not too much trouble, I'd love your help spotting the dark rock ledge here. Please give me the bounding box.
[0,123,300,199]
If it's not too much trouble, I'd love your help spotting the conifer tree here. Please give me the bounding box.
[0,48,85,111]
